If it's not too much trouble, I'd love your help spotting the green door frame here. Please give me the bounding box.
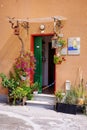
[30,33,56,93]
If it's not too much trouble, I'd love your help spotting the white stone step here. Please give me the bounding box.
[26,100,54,105]
[26,100,55,109]
[26,94,56,109]
[33,93,55,98]
[33,93,56,104]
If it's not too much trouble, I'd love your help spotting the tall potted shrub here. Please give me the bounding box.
[0,51,36,105]
[55,89,77,114]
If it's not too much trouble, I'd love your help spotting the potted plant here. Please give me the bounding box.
[54,55,62,64]
[56,88,77,114]
[0,51,36,105]
[20,71,27,81]
[74,81,86,113]
[0,72,35,105]
[75,82,85,105]
[14,51,36,82]
[31,82,40,95]
[54,55,66,64]
[0,73,19,104]
[10,85,30,105]
[53,36,66,65]
[84,96,87,115]
[55,90,65,103]
[58,38,66,48]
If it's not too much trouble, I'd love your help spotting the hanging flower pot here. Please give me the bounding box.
[20,75,27,81]
[54,55,62,64]
[15,51,36,79]
[53,55,66,64]
[58,38,66,48]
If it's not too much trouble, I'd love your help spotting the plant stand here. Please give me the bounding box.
[56,103,77,115]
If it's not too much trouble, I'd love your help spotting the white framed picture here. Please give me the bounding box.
[68,37,80,55]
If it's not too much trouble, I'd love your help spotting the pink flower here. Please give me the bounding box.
[14,51,36,77]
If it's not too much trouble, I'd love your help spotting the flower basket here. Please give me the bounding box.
[15,51,36,82]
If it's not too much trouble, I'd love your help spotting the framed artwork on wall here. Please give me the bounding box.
[68,37,80,55]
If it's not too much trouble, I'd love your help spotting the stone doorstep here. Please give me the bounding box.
[26,94,56,109]
[25,100,55,109]
[26,100,55,105]
[33,94,56,101]
[34,94,55,98]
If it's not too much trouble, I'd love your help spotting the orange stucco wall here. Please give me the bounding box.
[0,0,87,94]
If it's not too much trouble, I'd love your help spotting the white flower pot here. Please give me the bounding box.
[20,75,26,81]
[33,91,38,95]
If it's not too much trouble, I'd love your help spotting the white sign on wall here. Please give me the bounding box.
[68,37,80,55]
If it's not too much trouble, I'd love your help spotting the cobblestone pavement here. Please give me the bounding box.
[0,103,87,130]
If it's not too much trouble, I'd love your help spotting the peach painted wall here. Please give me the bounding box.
[0,0,87,94]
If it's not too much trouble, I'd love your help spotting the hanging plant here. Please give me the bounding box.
[54,55,66,64]
[58,38,66,48]
[14,51,36,78]
[53,36,67,65]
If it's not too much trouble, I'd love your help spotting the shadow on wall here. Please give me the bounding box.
[0,94,8,103]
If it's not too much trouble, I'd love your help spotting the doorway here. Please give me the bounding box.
[33,35,55,94]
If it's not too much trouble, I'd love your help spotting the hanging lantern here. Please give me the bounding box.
[51,33,58,48]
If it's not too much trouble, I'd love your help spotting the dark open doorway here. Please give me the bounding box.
[33,35,55,94]
[42,37,55,94]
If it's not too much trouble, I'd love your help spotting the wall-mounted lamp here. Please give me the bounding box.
[39,24,45,33]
